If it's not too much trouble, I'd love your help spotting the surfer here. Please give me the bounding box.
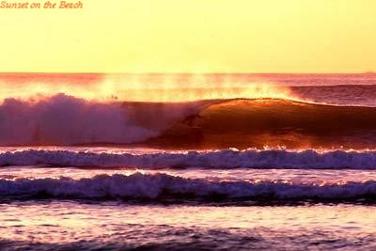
[183,114,203,127]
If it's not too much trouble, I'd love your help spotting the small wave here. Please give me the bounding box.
[0,173,375,202]
[1,149,376,169]
[291,85,376,107]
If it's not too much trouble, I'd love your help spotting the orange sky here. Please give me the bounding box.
[0,0,375,73]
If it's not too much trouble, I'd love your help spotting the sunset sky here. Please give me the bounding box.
[0,0,375,73]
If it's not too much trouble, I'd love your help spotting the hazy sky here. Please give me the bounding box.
[0,0,375,73]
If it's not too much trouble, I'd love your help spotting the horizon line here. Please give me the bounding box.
[0,72,374,75]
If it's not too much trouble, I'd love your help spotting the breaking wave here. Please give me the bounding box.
[0,173,375,202]
[1,149,376,169]
[1,94,376,149]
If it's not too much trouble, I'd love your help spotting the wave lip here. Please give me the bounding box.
[1,149,376,169]
[0,173,375,202]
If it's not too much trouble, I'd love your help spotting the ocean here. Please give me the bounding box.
[0,74,375,250]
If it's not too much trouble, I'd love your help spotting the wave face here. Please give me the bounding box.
[148,98,376,149]
[0,173,375,202]
[1,149,376,169]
